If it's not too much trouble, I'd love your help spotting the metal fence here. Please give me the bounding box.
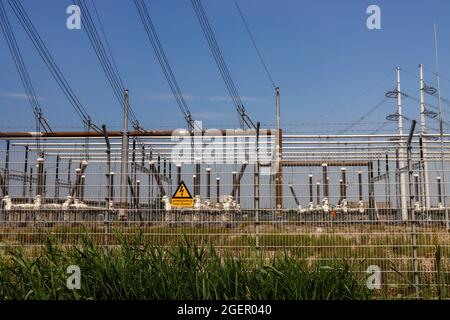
[1,128,450,297]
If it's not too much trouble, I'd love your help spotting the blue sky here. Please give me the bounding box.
[1,0,450,133]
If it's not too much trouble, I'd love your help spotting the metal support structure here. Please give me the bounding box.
[308,175,313,204]
[119,89,129,220]
[22,145,29,198]
[406,120,420,298]
[36,157,44,198]
[368,161,376,220]
[195,160,201,197]
[288,184,300,207]
[358,171,363,201]
[385,153,391,208]
[216,177,221,204]
[397,67,408,220]
[254,122,260,248]
[419,64,430,209]
[54,155,60,199]
[275,87,283,210]
[322,164,329,199]
[4,140,10,195]
[176,164,181,186]
[341,168,347,200]
[437,176,443,206]
[206,168,211,201]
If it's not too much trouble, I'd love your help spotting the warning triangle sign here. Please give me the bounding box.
[172,181,193,199]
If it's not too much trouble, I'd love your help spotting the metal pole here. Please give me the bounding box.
[414,174,420,204]
[308,174,313,204]
[4,140,10,195]
[368,162,376,220]
[67,159,72,190]
[358,171,363,201]
[254,122,260,249]
[434,23,449,230]
[36,157,44,198]
[206,168,211,201]
[54,155,60,199]
[385,153,391,208]
[406,120,420,298]
[437,176,442,206]
[176,164,181,186]
[119,89,129,220]
[275,87,283,210]
[232,171,237,199]
[397,67,408,220]
[316,182,321,206]
[216,177,221,204]
[419,64,431,209]
[22,145,29,198]
[193,175,197,197]
[80,174,85,202]
[322,163,328,199]
[196,160,201,198]
[341,168,347,200]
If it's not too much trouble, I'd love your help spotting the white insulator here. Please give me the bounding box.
[34,195,42,210]
[194,195,202,210]
[162,195,171,211]
[358,200,365,213]
[342,199,348,214]
[3,195,12,211]
[322,198,329,213]
[308,202,314,210]
[62,196,73,210]
[414,202,421,212]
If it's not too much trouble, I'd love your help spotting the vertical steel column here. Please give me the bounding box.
[196,160,201,198]
[54,155,60,199]
[206,168,211,201]
[396,67,408,220]
[28,167,33,200]
[176,164,181,186]
[341,168,347,200]
[36,157,44,197]
[4,140,10,195]
[232,171,237,199]
[193,175,197,196]
[385,153,391,208]
[406,120,419,298]
[80,175,85,201]
[316,182,321,206]
[67,159,72,190]
[74,168,81,199]
[119,89,129,220]
[132,139,137,191]
[419,64,430,209]
[358,171,363,201]
[43,170,47,197]
[368,162,376,220]
[437,176,442,206]
[216,177,221,204]
[322,163,328,200]
[254,122,260,249]
[308,174,313,204]
[275,87,283,210]
[414,174,420,203]
[22,145,29,198]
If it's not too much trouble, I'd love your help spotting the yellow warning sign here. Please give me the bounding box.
[171,180,194,207]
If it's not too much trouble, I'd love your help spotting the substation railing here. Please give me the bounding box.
[0,130,450,297]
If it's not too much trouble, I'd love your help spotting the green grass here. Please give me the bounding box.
[0,233,375,300]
